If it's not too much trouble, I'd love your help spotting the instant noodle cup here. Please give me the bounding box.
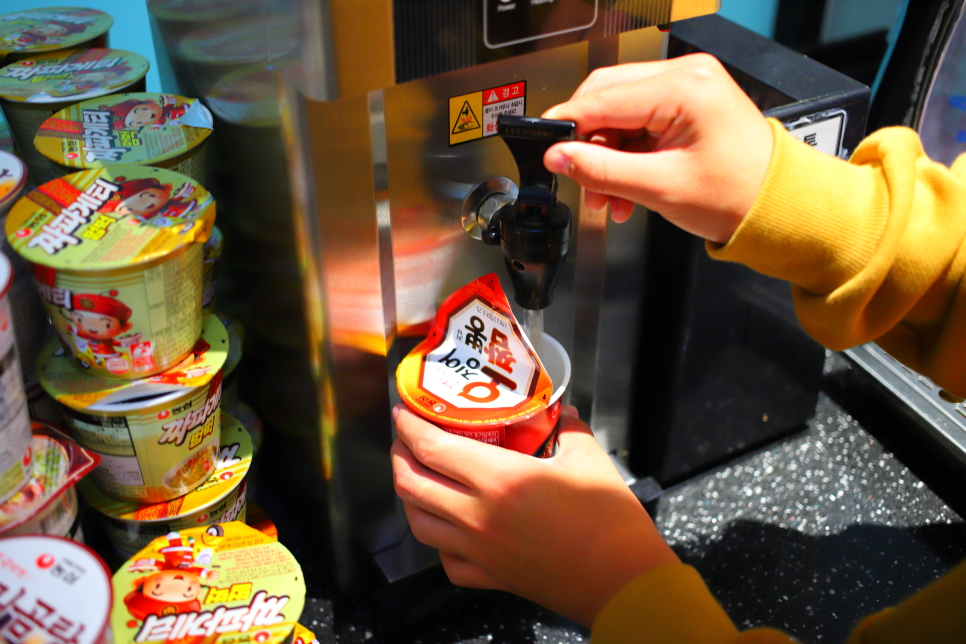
[81,411,251,556]
[35,92,215,183]
[37,314,228,504]
[0,253,34,505]
[0,7,113,64]
[203,223,223,314]
[0,534,113,644]
[218,312,243,414]
[5,165,216,378]
[397,273,571,458]
[291,623,320,644]
[1,151,50,390]
[0,106,15,153]
[0,421,98,539]
[0,48,149,184]
[111,521,306,644]
[237,401,263,454]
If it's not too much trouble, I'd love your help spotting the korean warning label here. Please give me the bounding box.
[449,81,526,146]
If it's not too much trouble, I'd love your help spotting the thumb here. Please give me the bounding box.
[554,409,599,452]
[545,141,679,213]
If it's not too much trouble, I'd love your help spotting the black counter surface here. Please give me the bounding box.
[168,352,964,644]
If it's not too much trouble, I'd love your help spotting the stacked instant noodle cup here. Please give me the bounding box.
[2,159,244,555]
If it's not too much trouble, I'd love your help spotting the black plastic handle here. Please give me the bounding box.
[497,115,576,215]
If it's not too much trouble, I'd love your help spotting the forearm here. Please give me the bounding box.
[710,120,966,396]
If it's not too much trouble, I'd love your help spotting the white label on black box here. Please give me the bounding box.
[785,110,847,158]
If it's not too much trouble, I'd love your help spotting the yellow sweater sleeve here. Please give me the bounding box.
[710,119,966,397]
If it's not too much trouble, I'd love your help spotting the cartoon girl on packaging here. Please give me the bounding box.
[100,176,205,229]
[2,20,88,50]
[106,95,188,129]
[61,290,142,368]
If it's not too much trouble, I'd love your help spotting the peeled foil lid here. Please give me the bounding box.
[292,623,320,644]
[0,48,149,104]
[81,412,251,521]
[35,93,214,169]
[179,15,297,65]
[0,423,98,534]
[0,7,113,58]
[204,223,224,263]
[5,165,215,271]
[0,149,25,210]
[38,313,228,411]
[111,521,305,644]
[0,534,113,644]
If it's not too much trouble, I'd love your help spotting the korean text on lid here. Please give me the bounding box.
[6,166,214,378]
[112,522,306,644]
[0,534,114,644]
[0,7,113,64]
[35,92,214,183]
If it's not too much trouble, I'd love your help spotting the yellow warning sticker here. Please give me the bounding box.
[449,81,526,146]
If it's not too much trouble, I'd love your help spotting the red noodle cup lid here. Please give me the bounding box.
[35,92,214,169]
[0,8,113,60]
[0,49,148,104]
[396,273,553,429]
[0,423,98,536]
[4,165,214,271]
[111,522,305,644]
[0,534,113,644]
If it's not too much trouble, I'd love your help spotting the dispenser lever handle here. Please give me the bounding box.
[497,115,575,214]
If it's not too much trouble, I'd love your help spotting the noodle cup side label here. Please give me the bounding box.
[0,49,148,103]
[111,522,305,644]
[397,273,552,427]
[0,8,113,58]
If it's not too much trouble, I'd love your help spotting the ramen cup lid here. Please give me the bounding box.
[111,521,305,644]
[81,412,251,523]
[35,92,214,169]
[0,423,98,535]
[179,15,297,66]
[204,223,223,263]
[205,60,299,127]
[0,534,113,644]
[38,314,228,412]
[0,149,26,208]
[147,0,260,23]
[5,165,215,271]
[0,8,113,60]
[0,48,149,104]
[219,313,243,377]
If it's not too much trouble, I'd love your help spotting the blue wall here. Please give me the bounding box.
[718,0,779,38]
[4,1,161,91]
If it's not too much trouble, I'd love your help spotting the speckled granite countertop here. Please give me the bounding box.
[290,352,966,644]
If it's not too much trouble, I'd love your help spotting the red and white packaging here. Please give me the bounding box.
[396,273,570,457]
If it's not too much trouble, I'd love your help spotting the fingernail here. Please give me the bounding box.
[392,404,403,420]
[562,405,579,418]
[544,147,571,176]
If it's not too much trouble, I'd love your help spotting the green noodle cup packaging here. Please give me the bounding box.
[397,273,571,458]
[0,534,113,644]
[111,521,306,644]
[0,107,15,153]
[0,253,34,505]
[0,421,98,539]
[37,314,229,504]
[81,411,251,557]
[35,92,215,184]
[5,166,216,379]
[0,48,149,184]
[1,151,50,391]
[0,7,113,65]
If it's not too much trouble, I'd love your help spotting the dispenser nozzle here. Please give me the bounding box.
[486,115,576,310]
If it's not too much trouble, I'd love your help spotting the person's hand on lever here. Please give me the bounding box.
[391,405,679,628]
[543,53,773,244]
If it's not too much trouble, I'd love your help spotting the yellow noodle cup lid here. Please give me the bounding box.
[0,7,113,60]
[0,48,148,103]
[4,165,214,271]
[81,412,252,522]
[38,313,228,410]
[35,92,214,170]
[111,521,305,644]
